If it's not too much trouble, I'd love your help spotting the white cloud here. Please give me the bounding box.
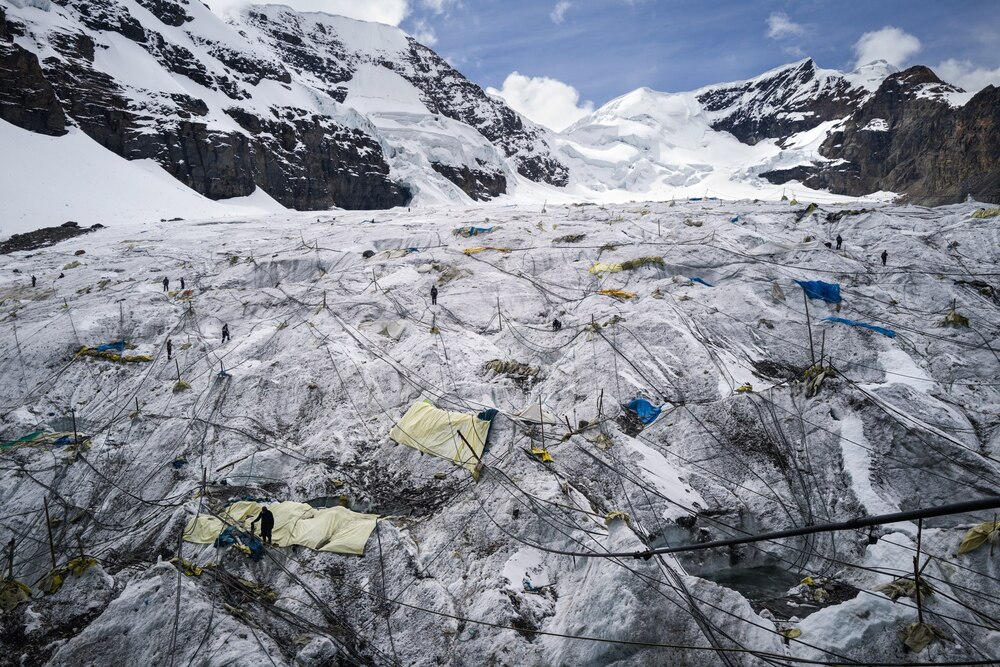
[409,18,437,46]
[208,0,409,25]
[486,71,593,132]
[550,1,571,25]
[421,0,456,13]
[766,12,804,40]
[853,26,921,69]
[934,58,1000,92]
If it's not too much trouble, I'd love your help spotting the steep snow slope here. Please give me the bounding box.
[1,200,998,665]
[0,119,283,236]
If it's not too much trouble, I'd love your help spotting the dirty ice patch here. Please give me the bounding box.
[626,438,704,520]
[861,348,936,393]
[838,412,900,518]
[503,547,551,590]
[793,593,915,662]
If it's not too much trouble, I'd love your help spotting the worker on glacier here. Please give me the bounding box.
[221,323,230,343]
[836,234,842,250]
[162,277,169,292]
[881,249,888,266]
[430,284,438,306]
[251,506,274,545]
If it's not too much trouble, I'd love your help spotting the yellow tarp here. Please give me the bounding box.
[183,501,378,555]
[958,520,999,554]
[464,246,511,255]
[589,262,623,274]
[599,289,636,299]
[388,399,491,474]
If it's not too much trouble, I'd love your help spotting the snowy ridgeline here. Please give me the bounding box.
[1,201,999,666]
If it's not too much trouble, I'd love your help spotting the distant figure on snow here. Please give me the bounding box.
[31,275,36,288]
[881,249,888,266]
[162,277,169,292]
[166,339,173,360]
[430,285,438,306]
[522,572,538,593]
[836,234,842,250]
[180,277,185,290]
[251,506,274,545]
[552,319,562,331]
[221,323,230,343]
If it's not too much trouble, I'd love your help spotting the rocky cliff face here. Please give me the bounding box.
[0,0,569,209]
[696,59,889,145]
[762,67,1000,204]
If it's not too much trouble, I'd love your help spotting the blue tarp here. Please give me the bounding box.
[824,317,896,338]
[215,526,264,561]
[796,280,842,304]
[689,276,713,287]
[95,341,126,353]
[463,227,493,236]
[730,216,739,223]
[624,398,662,425]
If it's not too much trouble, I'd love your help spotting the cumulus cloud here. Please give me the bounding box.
[409,18,437,46]
[550,1,571,25]
[486,72,593,132]
[207,0,409,25]
[420,0,456,12]
[853,26,921,69]
[934,58,1000,92]
[766,12,804,40]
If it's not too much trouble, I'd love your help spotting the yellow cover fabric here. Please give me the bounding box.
[589,262,623,274]
[183,514,225,544]
[182,502,378,555]
[388,399,491,474]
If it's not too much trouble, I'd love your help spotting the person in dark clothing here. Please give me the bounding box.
[221,323,230,343]
[251,506,274,545]
[166,339,173,360]
[180,277,185,290]
[835,235,842,250]
[552,319,562,331]
[881,250,888,266]
[430,285,438,306]
[31,275,36,288]
[162,277,169,292]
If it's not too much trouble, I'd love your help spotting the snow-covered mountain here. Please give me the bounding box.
[0,0,566,218]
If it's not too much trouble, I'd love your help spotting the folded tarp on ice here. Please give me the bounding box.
[824,317,896,338]
[455,226,493,237]
[689,276,713,287]
[389,399,495,474]
[95,341,125,353]
[589,262,623,274]
[624,398,662,425]
[359,319,406,341]
[183,501,378,555]
[796,280,842,304]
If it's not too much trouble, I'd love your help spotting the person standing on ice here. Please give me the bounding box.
[180,277,185,290]
[430,284,438,306]
[881,249,888,266]
[31,275,36,287]
[251,506,274,545]
[166,339,173,361]
[552,319,562,331]
[835,235,842,251]
[162,277,169,292]
[221,323,230,343]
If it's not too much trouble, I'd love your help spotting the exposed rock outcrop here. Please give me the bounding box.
[763,67,1000,204]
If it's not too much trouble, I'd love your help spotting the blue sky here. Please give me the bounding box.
[219,0,1000,130]
[412,1,999,99]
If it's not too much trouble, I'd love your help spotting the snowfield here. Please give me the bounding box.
[1,199,999,666]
